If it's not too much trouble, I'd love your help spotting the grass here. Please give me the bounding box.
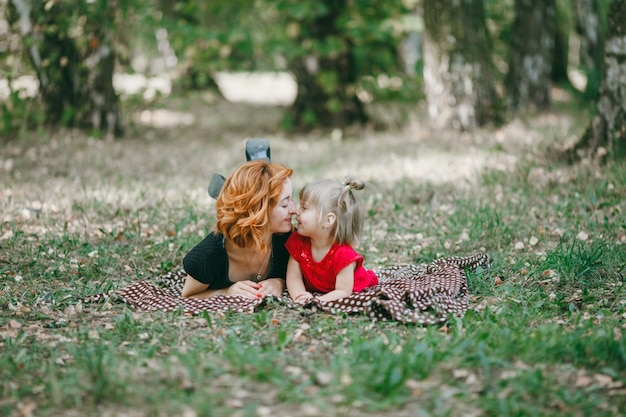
[1,93,625,416]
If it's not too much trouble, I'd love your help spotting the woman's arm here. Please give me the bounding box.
[182,275,265,299]
[316,262,355,302]
[181,275,227,298]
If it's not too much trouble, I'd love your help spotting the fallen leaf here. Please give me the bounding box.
[577,231,589,241]
[453,369,470,378]
[225,399,244,409]
[594,374,613,387]
[340,372,352,386]
[17,401,37,417]
[315,371,333,386]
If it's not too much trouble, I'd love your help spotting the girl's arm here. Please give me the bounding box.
[286,256,312,303]
[316,262,355,302]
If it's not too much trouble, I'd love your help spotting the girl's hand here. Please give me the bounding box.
[293,291,313,304]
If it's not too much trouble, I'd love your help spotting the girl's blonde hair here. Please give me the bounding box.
[299,177,366,246]
[216,160,293,252]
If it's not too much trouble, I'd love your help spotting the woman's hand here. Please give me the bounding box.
[258,278,285,298]
[225,278,285,299]
[226,281,264,298]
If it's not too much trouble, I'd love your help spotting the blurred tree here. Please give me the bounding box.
[422,0,502,130]
[9,0,122,137]
[3,0,415,135]
[276,1,367,128]
[552,0,572,86]
[575,0,626,159]
[271,0,409,130]
[161,0,260,91]
[573,0,605,99]
[164,0,415,130]
[505,0,556,111]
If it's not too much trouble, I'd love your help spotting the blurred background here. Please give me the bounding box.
[0,0,623,160]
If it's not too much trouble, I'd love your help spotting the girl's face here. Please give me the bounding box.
[294,199,320,238]
[269,178,296,234]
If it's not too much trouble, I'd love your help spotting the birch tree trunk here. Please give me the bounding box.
[10,0,122,137]
[573,0,605,98]
[505,0,556,111]
[85,2,122,138]
[422,0,502,130]
[575,0,626,159]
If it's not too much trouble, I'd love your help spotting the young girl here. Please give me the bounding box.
[286,178,378,304]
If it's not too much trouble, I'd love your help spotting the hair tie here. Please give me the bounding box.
[344,178,365,191]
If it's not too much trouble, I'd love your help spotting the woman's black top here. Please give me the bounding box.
[183,231,291,289]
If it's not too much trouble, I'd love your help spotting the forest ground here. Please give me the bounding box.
[1,82,625,416]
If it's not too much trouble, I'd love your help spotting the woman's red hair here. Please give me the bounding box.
[215,160,293,252]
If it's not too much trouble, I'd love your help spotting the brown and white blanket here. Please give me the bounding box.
[84,253,490,324]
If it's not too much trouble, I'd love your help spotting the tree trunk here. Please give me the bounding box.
[422,0,502,130]
[286,0,367,130]
[11,0,122,137]
[505,0,556,111]
[551,2,570,86]
[574,0,626,159]
[85,3,123,138]
[573,0,605,98]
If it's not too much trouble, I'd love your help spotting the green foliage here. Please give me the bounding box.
[1,0,619,136]
[269,0,413,128]
[541,236,610,289]
[155,0,418,127]
[3,0,124,133]
[0,91,43,138]
[70,342,125,405]
[159,0,267,90]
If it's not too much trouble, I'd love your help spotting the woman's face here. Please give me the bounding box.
[269,178,296,234]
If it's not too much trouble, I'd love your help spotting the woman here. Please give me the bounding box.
[182,160,296,299]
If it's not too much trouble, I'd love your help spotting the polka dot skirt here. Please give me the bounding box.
[83,253,490,324]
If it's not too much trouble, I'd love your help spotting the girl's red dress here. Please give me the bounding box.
[285,231,378,293]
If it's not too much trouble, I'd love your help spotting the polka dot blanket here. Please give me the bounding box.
[83,253,490,324]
